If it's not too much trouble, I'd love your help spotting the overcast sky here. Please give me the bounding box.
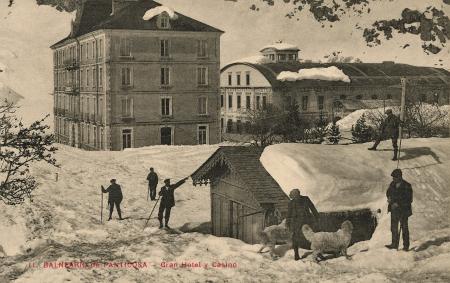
[160,0,449,68]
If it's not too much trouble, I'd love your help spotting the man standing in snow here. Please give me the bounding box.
[158,177,189,229]
[368,109,401,161]
[101,179,123,221]
[146,167,158,201]
[286,189,319,261]
[386,169,413,251]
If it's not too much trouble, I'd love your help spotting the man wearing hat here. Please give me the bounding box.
[101,179,124,221]
[286,189,319,261]
[368,109,402,161]
[146,167,159,201]
[386,169,413,251]
[157,177,189,229]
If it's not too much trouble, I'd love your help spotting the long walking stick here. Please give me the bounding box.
[397,77,406,168]
[143,196,161,230]
[100,187,104,223]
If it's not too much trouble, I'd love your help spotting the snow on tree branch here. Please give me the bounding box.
[364,7,450,54]
[0,101,58,205]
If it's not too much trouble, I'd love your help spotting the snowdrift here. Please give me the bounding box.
[261,139,450,247]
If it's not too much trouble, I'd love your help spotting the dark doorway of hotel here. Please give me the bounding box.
[161,127,172,145]
[122,129,132,149]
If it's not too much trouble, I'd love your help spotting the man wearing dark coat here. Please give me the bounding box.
[146,167,158,201]
[158,177,189,229]
[101,179,124,221]
[286,189,320,261]
[368,109,401,161]
[386,169,413,251]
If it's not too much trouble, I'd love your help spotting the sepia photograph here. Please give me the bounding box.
[0,0,449,282]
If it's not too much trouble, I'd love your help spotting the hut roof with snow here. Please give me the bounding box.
[191,146,288,205]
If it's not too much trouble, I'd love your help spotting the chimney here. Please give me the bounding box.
[111,0,137,15]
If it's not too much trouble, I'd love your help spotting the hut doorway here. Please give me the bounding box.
[230,201,241,239]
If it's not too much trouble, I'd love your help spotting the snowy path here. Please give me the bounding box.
[1,141,450,282]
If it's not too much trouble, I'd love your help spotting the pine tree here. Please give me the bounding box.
[278,99,304,142]
[327,122,341,144]
[351,114,373,143]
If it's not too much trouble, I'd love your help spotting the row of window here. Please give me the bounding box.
[80,67,103,88]
[227,72,251,86]
[120,38,209,58]
[220,118,250,134]
[55,66,104,89]
[55,94,104,120]
[55,118,105,149]
[54,39,104,67]
[55,37,209,67]
[221,93,267,110]
[263,53,297,62]
[120,66,208,87]
[55,94,208,120]
[119,96,208,118]
[120,124,209,149]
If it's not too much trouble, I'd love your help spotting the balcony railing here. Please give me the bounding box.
[64,59,79,70]
[64,86,79,95]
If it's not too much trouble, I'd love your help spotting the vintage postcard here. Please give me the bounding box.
[0,0,449,282]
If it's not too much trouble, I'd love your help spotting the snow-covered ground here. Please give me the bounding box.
[1,139,449,282]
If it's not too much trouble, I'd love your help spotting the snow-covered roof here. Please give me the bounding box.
[142,5,178,21]
[260,43,300,52]
[228,55,272,65]
[221,61,450,89]
[277,66,351,83]
[191,146,289,206]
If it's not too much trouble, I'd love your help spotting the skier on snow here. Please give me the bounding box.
[146,167,158,201]
[368,109,402,161]
[158,177,189,229]
[101,179,123,221]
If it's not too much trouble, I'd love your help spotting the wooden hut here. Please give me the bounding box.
[191,146,378,247]
[191,146,289,244]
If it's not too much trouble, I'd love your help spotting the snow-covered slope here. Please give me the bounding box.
[1,141,449,282]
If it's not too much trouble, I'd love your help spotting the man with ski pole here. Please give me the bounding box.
[157,177,189,229]
[101,179,124,221]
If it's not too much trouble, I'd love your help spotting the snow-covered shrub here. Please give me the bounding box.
[405,102,449,137]
[303,116,328,144]
[351,114,374,143]
[327,122,341,144]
